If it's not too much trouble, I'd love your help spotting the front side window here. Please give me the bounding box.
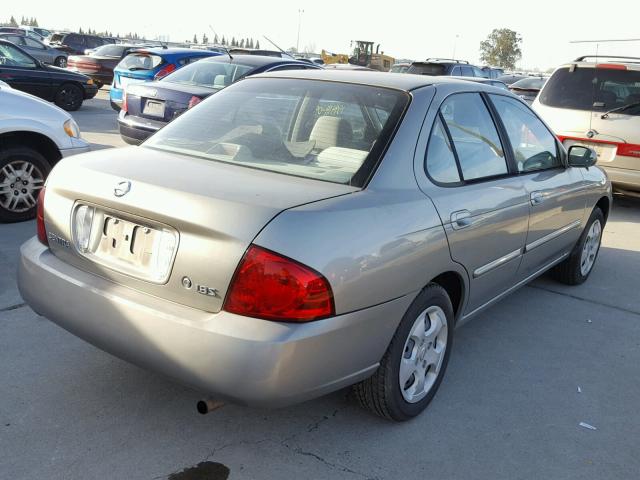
[439,93,508,181]
[0,43,36,68]
[145,78,408,186]
[490,95,560,173]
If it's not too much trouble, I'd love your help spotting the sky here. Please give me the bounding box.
[9,0,640,70]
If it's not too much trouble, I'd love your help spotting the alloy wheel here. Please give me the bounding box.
[580,219,602,276]
[0,160,45,213]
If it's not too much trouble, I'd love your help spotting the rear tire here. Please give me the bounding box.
[550,207,604,285]
[54,83,83,111]
[353,283,454,421]
[54,56,67,68]
[0,147,51,223]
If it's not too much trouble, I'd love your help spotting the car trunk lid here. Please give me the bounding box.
[43,146,358,313]
[125,82,215,122]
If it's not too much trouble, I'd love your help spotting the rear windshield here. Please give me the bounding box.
[540,67,640,114]
[49,33,65,43]
[163,60,254,89]
[92,44,127,57]
[407,63,447,76]
[144,78,409,186]
[511,77,546,90]
[118,53,163,71]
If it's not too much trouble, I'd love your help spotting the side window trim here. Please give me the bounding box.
[485,92,565,175]
[480,91,519,175]
[436,112,464,182]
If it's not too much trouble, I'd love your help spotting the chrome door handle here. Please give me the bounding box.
[530,192,544,205]
[451,210,472,230]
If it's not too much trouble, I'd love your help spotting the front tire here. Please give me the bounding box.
[551,207,604,285]
[0,147,51,223]
[54,56,67,68]
[54,83,83,111]
[353,284,454,421]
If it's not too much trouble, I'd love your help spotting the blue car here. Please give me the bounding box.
[109,47,221,110]
[117,54,319,144]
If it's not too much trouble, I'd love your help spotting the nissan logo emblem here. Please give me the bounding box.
[114,180,132,197]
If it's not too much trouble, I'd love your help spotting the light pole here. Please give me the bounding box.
[296,9,304,53]
[452,34,459,59]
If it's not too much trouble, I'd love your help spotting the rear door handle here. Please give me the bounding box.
[451,210,472,230]
[530,192,545,205]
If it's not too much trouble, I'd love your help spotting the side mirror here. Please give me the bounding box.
[568,145,597,168]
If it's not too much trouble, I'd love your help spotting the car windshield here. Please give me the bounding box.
[144,78,409,186]
[407,63,447,76]
[0,43,35,67]
[511,77,546,90]
[162,60,254,89]
[93,44,127,57]
[118,53,163,71]
[540,66,640,114]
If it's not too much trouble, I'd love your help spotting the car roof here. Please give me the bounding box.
[203,54,308,67]
[251,69,500,92]
[559,55,640,71]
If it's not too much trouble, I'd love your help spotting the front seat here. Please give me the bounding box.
[309,116,353,151]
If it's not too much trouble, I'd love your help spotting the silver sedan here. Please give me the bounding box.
[0,33,68,67]
[18,70,611,421]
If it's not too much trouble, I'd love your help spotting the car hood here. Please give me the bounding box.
[43,146,358,312]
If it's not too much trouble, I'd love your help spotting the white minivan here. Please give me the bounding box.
[534,55,640,195]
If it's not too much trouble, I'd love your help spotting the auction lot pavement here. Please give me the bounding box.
[1,91,640,479]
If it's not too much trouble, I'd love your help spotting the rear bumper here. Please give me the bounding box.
[117,112,166,145]
[601,165,640,192]
[18,238,409,407]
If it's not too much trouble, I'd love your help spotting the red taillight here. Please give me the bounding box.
[36,188,48,246]
[224,245,335,322]
[154,63,176,80]
[188,96,202,109]
[596,63,627,70]
[121,89,128,113]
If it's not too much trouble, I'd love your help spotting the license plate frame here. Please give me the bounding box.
[143,99,165,118]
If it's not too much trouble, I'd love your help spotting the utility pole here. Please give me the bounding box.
[452,34,459,59]
[296,9,304,53]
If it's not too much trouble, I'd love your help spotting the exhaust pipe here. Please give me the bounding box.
[197,398,225,415]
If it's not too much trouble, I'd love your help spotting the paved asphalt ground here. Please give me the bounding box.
[1,89,640,480]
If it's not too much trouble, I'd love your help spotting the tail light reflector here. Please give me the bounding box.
[36,188,48,246]
[224,245,335,322]
[154,63,176,80]
[121,89,128,113]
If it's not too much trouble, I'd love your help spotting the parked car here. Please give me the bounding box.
[18,70,611,421]
[497,74,527,85]
[0,27,44,42]
[118,55,318,144]
[482,66,505,79]
[0,39,98,110]
[0,81,89,222]
[308,57,325,65]
[407,58,487,77]
[534,55,640,195]
[109,48,221,111]
[390,62,411,73]
[47,32,114,55]
[451,76,508,89]
[509,76,547,104]
[21,26,53,40]
[67,44,149,88]
[0,33,68,67]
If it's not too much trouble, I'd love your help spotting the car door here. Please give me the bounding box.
[488,94,586,277]
[0,42,52,99]
[421,92,530,313]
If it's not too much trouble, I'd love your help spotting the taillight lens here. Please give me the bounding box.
[154,63,176,80]
[188,96,202,109]
[36,188,48,246]
[224,245,335,322]
[121,89,128,113]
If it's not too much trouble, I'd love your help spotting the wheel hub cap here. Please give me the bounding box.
[0,161,44,213]
[580,219,602,276]
[399,305,448,403]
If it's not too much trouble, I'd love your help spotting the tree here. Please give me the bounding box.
[9,16,18,27]
[231,36,236,47]
[479,28,522,70]
[193,34,197,44]
[213,33,219,44]
[240,38,245,48]
[221,36,226,45]
[255,40,260,49]
[202,33,208,44]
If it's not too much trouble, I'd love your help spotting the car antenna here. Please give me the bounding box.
[209,24,232,60]
[263,35,293,58]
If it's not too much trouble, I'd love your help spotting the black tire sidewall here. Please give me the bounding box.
[55,83,83,111]
[54,56,66,67]
[0,147,51,223]
[383,285,455,420]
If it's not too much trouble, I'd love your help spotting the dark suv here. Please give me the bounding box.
[48,32,115,55]
[407,58,488,78]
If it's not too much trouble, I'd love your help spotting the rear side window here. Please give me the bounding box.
[461,66,474,77]
[407,63,446,76]
[540,66,640,114]
[438,93,508,181]
[490,95,561,173]
[118,53,163,71]
[425,116,461,183]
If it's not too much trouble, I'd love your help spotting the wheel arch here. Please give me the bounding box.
[595,196,610,223]
[0,131,62,166]
[429,270,467,321]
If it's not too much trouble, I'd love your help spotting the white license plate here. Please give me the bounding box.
[143,100,165,117]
